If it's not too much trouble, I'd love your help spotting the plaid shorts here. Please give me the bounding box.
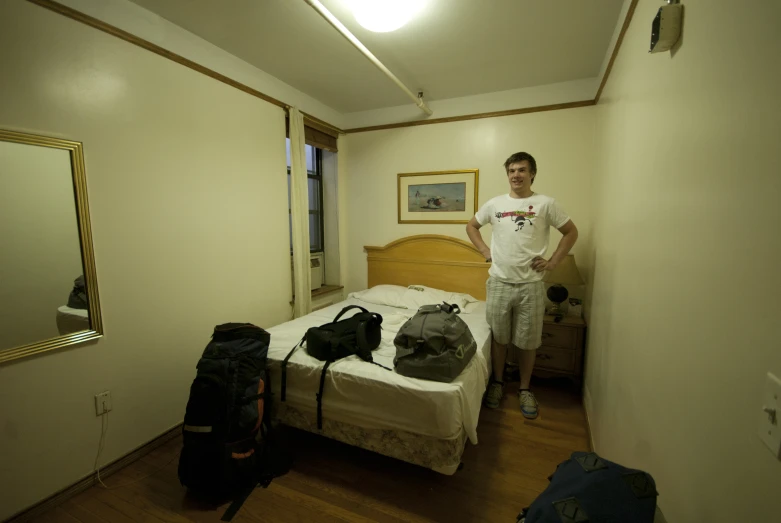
[485,277,545,350]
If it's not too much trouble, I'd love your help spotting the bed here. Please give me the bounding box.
[266,235,491,474]
[56,305,89,335]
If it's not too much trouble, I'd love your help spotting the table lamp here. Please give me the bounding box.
[543,254,584,315]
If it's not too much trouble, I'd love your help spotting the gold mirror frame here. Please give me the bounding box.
[0,129,103,364]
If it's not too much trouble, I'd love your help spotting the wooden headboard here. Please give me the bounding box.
[364,235,490,300]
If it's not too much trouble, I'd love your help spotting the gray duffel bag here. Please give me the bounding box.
[393,302,477,382]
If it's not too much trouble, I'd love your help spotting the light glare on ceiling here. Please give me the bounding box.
[346,0,428,33]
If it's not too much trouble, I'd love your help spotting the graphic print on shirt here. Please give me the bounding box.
[495,205,537,231]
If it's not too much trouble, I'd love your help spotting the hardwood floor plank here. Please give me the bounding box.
[67,488,140,523]
[273,472,414,523]
[91,487,169,523]
[59,499,107,523]
[262,483,379,523]
[103,484,193,523]
[28,507,82,523]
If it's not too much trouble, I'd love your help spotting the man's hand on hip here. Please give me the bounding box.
[531,256,557,273]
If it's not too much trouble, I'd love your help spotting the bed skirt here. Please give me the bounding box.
[274,404,467,475]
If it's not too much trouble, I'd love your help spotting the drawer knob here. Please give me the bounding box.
[541,332,553,339]
[536,353,552,360]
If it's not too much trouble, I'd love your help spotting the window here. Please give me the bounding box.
[286,139,324,253]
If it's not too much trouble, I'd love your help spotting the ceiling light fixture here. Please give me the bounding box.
[305,0,433,115]
[345,0,428,33]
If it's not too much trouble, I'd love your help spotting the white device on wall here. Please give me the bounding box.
[291,252,324,291]
[309,253,324,290]
[649,0,683,53]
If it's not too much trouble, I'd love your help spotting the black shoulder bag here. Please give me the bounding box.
[281,305,388,429]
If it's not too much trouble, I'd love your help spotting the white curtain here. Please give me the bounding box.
[289,107,312,317]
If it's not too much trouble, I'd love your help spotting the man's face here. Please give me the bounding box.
[507,161,535,191]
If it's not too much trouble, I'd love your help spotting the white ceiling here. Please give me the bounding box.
[129,0,625,114]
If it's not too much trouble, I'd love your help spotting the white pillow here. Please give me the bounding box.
[402,285,478,311]
[348,285,408,308]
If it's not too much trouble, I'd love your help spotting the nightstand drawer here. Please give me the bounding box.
[540,325,576,349]
[535,346,576,373]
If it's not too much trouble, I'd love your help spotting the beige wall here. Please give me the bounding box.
[0,141,84,349]
[585,1,781,521]
[0,2,290,519]
[337,135,351,290]
[58,0,344,127]
[322,150,341,286]
[342,108,596,295]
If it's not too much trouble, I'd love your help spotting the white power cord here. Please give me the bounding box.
[94,411,180,490]
[94,411,110,488]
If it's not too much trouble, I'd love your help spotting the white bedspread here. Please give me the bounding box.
[266,298,491,444]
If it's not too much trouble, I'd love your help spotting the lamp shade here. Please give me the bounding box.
[543,254,584,285]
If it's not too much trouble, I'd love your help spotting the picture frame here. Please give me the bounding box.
[397,169,479,224]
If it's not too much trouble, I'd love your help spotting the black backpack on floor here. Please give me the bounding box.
[281,305,387,429]
[518,452,657,523]
[178,323,289,520]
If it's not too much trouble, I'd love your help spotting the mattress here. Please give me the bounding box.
[266,298,491,444]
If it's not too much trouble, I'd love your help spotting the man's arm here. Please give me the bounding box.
[466,217,492,261]
[531,220,578,272]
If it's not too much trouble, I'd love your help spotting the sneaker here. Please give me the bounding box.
[518,390,538,419]
[484,381,504,409]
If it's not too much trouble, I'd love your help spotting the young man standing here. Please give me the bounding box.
[466,152,578,418]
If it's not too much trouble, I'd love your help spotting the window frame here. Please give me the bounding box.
[287,144,324,253]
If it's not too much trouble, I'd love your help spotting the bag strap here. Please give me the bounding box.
[369,361,392,371]
[440,302,460,314]
[316,360,332,430]
[332,305,369,323]
[262,371,272,426]
[221,484,256,521]
[281,335,305,402]
[315,352,390,431]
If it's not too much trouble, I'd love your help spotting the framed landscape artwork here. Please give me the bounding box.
[397,170,479,224]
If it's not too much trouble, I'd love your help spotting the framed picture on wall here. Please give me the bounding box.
[397,170,479,224]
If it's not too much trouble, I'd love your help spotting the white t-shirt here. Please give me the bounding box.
[475,193,570,283]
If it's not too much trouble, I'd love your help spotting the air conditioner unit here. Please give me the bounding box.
[310,253,323,290]
[292,253,324,291]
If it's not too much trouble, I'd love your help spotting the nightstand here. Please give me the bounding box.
[533,315,586,385]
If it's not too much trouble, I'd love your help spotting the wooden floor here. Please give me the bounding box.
[31,379,589,523]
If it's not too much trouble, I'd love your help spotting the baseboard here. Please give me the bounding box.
[6,422,182,523]
[582,385,596,452]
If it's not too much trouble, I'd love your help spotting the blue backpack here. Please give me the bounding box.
[518,452,657,523]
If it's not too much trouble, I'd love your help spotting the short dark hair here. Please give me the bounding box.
[504,152,537,174]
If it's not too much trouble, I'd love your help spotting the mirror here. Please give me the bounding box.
[0,129,103,363]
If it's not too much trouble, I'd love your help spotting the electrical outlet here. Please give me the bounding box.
[95,391,112,416]
[758,372,781,459]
